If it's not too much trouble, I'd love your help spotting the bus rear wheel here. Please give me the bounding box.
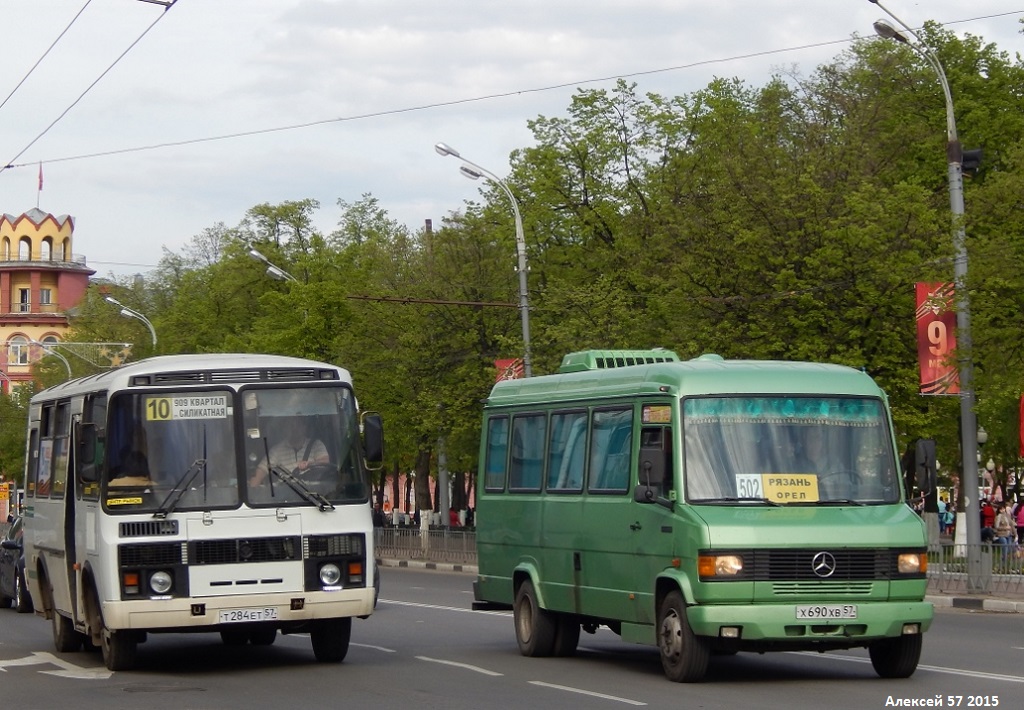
[657,591,709,683]
[310,618,351,662]
[868,634,922,679]
[513,579,556,657]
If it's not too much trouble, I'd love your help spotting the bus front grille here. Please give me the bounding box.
[190,536,302,565]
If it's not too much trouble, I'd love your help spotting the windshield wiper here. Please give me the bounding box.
[691,496,781,507]
[153,459,207,519]
[787,498,867,507]
[268,464,336,512]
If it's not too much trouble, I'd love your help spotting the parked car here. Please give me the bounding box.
[0,515,33,613]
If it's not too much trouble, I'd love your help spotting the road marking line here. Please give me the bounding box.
[382,599,511,616]
[789,652,1024,683]
[529,681,647,706]
[351,643,396,653]
[416,656,503,676]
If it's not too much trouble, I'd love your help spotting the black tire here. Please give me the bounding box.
[310,618,352,663]
[657,591,709,683]
[513,579,556,657]
[552,614,580,657]
[15,570,33,613]
[51,610,83,653]
[249,627,277,646]
[220,629,249,646]
[101,628,138,671]
[869,634,923,679]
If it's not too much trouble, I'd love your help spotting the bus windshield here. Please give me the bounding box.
[102,385,367,513]
[683,396,899,505]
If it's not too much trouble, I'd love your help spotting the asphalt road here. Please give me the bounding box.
[0,567,1020,710]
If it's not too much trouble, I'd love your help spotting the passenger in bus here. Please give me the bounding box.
[109,447,151,483]
[248,417,330,486]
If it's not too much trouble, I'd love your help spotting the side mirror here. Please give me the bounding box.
[634,446,666,505]
[77,422,98,483]
[903,438,936,497]
[361,412,384,471]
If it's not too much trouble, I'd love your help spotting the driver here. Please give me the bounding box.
[249,417,330,486]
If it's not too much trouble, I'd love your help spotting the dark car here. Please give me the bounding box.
[0,515,33,613]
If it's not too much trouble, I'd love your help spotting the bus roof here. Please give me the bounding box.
[31,353,353,402]
[487,351,884,408]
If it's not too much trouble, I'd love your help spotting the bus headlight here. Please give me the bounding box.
[698,554,744,578]
[897,553,926,574]
[149,570,173,594]
[319,563,342,586]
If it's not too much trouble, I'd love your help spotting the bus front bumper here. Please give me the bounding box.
[686,600,933,644]
[101,588,374,632]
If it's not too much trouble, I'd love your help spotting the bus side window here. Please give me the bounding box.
[484,416,509,492]
[590,408,633,492]
[510,413,545,492]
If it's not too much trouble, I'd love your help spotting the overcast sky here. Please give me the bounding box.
[1,1,1021,279]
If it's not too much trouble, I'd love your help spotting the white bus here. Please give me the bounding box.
[22,354,383,671]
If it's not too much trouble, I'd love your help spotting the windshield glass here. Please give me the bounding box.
[243,385,367,507]
[100,385,368,514]
[683,396,899,505]
[104,390,239,512]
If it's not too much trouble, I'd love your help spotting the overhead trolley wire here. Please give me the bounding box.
[0,0,178,175]
[0,0,95,115]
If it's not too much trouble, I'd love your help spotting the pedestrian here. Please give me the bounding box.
[372,503,384,528]
[993,501,1016,563]
[449,507,460,527]
[938,496,948,535]
[980,499,996,543]
[1014,496,1024,545]
[943,500,956,538]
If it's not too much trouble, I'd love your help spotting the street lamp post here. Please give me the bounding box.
[248,248,298,283]
[30,340,72,379]
[104,296,157,348]
[870,1,983,589]
[435,142,533,378]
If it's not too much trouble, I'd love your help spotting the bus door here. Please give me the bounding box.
[578,406,648,622]
[72,394,105,625]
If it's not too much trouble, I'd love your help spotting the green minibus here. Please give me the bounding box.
[474,349,932,682]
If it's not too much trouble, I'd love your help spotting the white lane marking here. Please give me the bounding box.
[789,652,1024,683]
[416,656,503,676]
[351,642,397,653]
[0,652,112,680]
[381,599,511,617]
[529,681,647,706]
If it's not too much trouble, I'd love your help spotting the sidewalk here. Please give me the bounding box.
[378,558,1024,614]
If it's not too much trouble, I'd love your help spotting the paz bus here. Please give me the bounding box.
[473,349,933,682]
[22,353,383,671]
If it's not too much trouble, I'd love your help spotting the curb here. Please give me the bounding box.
[378,561,1024,613]
[926,594,1024,613]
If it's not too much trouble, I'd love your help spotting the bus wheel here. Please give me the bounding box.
[310,618,351,663]
[249,628,277,646]
[552,615,580,657]
[47,578,83,654]
[101,628,138,671]
[513,579,555,657]
[868,634,922,679]
[657,591,709,682]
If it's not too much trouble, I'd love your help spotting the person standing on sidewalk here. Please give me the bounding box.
[1013,496,1024,545]
[993,501,1016,564]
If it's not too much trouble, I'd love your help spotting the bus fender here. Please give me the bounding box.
[511,561,545,608]
[655,568,697,607]
[33,554,53,620]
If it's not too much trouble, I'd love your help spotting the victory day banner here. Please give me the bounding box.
[915,282,958,395]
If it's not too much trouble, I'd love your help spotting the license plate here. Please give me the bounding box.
[795,604,857,620]
[218,607,279,623]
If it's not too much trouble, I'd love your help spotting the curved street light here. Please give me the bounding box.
[104,296,157,347]
[870,0,981,586]
[30,340,72,379]
[248,248,298,283]
[435,142,533,378]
